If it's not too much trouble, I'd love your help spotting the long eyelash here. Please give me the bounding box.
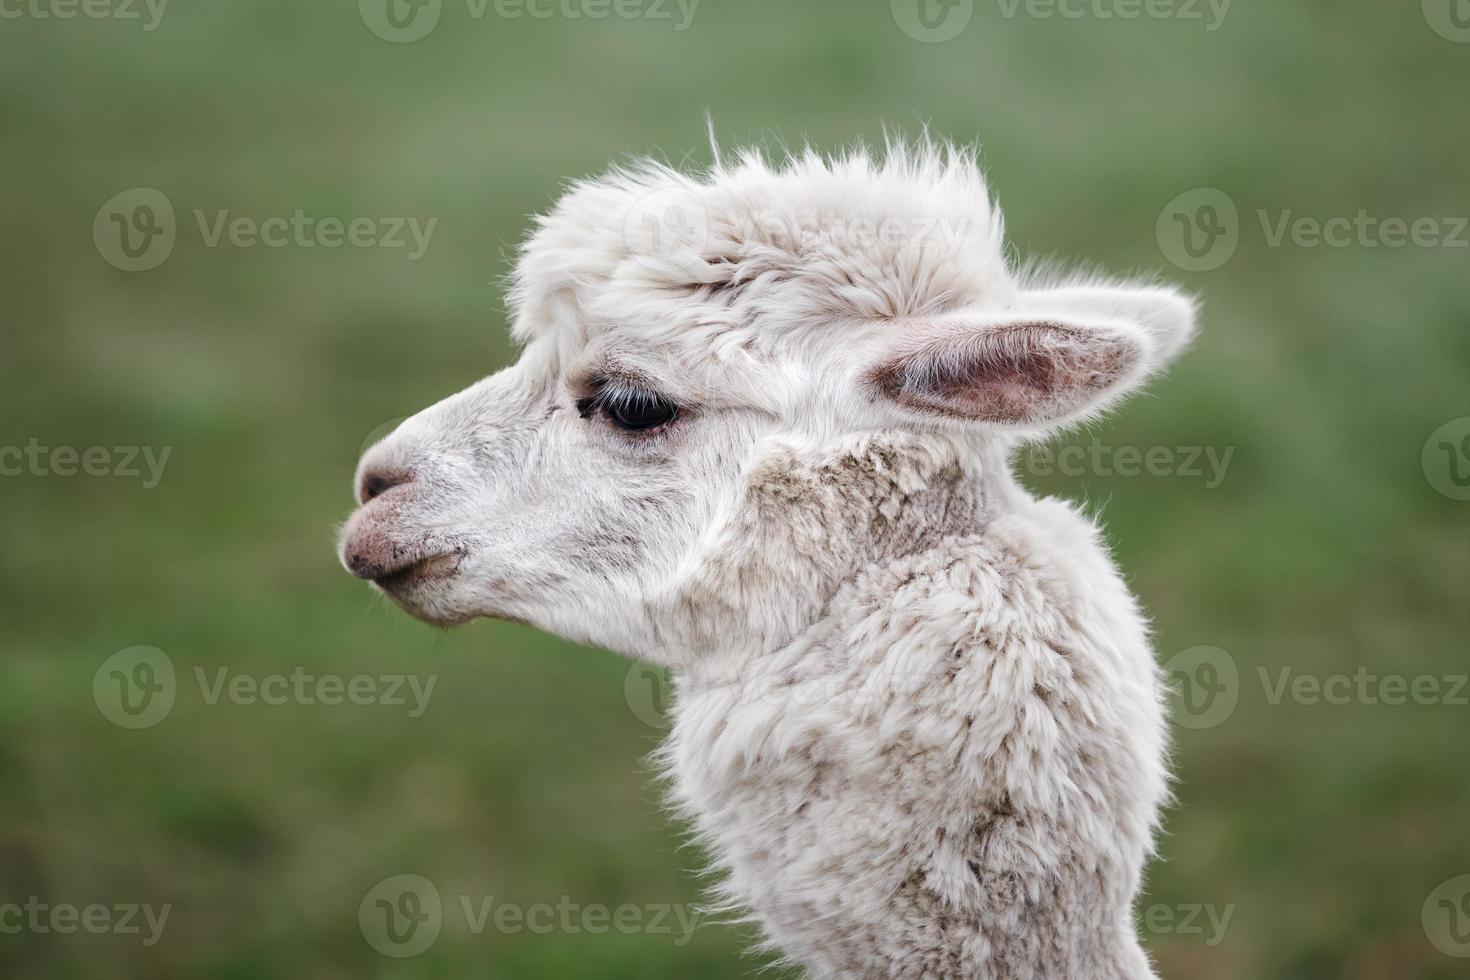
[576,378,667,419]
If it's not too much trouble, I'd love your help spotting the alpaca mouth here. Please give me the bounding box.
[371,551,464,591]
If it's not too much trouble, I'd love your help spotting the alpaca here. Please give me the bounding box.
[338,140,1194,979]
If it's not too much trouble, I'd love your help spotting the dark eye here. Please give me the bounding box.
[577,382,680,432]
[605,390,679,430]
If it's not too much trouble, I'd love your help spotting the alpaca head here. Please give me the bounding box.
[338,142,1195,662]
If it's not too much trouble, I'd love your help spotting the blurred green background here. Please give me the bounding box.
[3,0,1468,977]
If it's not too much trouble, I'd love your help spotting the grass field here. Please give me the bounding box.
[3,1,1469,976]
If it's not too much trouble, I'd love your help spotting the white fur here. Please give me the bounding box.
[339,138,1197,978]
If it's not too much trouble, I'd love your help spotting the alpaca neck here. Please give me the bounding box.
[660,431,1022,674]
[661,437,1165,979]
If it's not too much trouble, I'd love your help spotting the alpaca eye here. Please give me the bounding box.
[603,391,679,431]
[577,381,680,432]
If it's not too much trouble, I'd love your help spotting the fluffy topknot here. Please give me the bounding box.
[507,138,1014,352]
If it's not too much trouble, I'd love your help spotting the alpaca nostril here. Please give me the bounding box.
[358,467,413,505]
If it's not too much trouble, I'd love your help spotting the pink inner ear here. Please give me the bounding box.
[870,323,1135,425]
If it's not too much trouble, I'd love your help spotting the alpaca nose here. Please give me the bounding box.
[357,465,413,505]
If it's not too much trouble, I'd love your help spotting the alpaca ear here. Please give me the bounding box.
[868,283,1196,430]
[868,316,1155,430]
[1023,283,1198,369]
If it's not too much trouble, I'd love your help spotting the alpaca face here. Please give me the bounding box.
[338,144,1196,660]
[338,339,784,655]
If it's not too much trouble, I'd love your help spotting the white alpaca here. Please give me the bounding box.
[339,140,1194,979]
